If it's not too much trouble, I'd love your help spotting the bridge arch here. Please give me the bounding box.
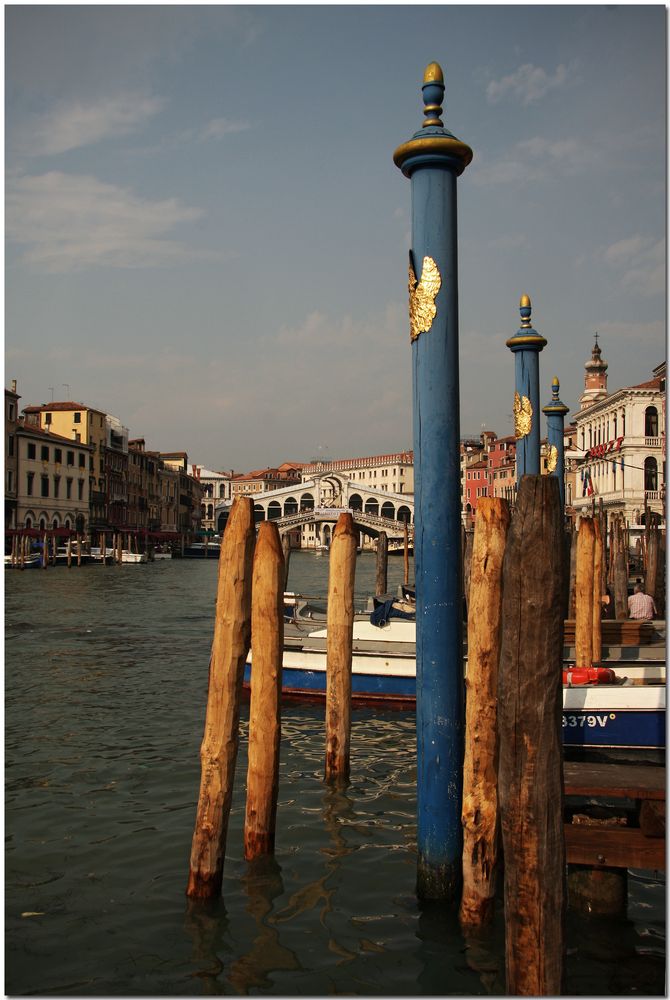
[397,505,411,524]
[300,492,314,511]
[268,500,282,520]
[284,496,298,516]
[349,493,363,512]
[254,504,265,524]
[381,500,395,520]
[364,497,379,516]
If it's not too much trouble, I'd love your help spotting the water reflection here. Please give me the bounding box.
[227,858,301,993]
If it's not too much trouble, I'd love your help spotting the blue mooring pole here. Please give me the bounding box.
[393,62,472,900]
[507,295,547,484]
[542,377,569,510]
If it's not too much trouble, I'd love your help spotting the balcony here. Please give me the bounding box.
[645,437,662,448]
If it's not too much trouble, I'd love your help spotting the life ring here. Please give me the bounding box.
[562,666,616,686]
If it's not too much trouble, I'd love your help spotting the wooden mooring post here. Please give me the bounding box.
[612,514,628,618]
[324,512,357,786]
[281,534,291,592]
[375,531,388,597]
[403,521,409,587]
[575,517,595,668]
[459,497,510,929]
[244,521,284,861]
[592,516,603,664]
[187,496,255,899]
[498,475,565,996]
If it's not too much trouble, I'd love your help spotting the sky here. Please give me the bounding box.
[5,4,666,472]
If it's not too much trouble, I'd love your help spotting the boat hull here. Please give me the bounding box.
[243,653,666,750]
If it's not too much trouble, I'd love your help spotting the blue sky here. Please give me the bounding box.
[5,5,666,471]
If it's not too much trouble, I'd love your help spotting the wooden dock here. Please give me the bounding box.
[564,761,665,870]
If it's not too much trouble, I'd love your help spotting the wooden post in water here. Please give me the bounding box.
[459,497,510,929]
[612,515,628,619]
[77,533,82,567]
[187,496,255,899]
[498,475,565,996]
[67,536,72,568]
[42,532,48,569]
[592,517,603,664]
[645,518,659,604]
[244,521,284,861]
[375,531,388,597]
[281,534,291,592]
[324,512,357,786]
[20,534,25,569]
[394,61,471,899]
[101,533,106,565]
[403,521,409,587]
[575,517,595,667]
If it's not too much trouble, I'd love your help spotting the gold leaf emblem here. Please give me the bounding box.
[546,444,558,473]
[408,254,441,342]
[513,391,532,439]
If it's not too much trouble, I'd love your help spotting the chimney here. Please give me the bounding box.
[11,379,17,393]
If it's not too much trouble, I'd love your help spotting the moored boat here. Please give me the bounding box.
[245,608,666,750]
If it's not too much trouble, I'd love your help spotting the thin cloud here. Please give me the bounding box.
[18,94,165,156]
[486,63,568,106]
[602,235,664,297]
[472,134,593,187]
[200,117,251,140]
[7,171,204,272]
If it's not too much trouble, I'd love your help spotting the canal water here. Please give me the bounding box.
[5,553,665,996]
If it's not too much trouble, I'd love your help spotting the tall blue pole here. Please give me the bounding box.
[507,295,547,483]
[393,62,472,900]
[542,376,569,509]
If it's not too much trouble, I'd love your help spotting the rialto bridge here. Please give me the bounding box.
[214,472,414,549]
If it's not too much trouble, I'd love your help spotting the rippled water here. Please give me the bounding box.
[5,554,665,996]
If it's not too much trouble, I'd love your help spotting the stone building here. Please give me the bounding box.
[14,422,93,533]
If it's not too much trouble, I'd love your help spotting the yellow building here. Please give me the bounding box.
[22,401,108,529]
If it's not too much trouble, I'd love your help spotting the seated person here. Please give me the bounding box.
[627,583,657,620]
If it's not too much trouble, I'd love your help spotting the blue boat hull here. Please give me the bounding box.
[243,663,665,750]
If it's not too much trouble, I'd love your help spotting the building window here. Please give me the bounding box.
[79,454,86,468]
[74,412,82,423]
[27,442,36,460]
[55,448,62,463]
[8,403,15,421]
[54,475,61,498]
[67,478,73,499]
[41,445,49,461]
[8,435,14,457]
[45,413,52,425]
[67,450,74,466]
[644,457,658,492]
[645,406,659,437]
[26,472,34,496]
[7,470,13,492]
[41,475,49,498]
[78,479,84,500]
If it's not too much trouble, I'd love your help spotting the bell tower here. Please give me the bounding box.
[579,333,608,410]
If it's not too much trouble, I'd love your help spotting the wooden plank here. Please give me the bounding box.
[565,824,665,870]
[563,762,666,800]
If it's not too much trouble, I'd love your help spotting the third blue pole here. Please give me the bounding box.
[393,62,472,899]
[507,294,547,484]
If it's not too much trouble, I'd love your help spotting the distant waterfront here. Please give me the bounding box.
[5,556,665,996]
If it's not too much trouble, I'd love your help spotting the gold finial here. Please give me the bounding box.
[520,294,531,309]
[552,375,560,387]
[423,62,444,85]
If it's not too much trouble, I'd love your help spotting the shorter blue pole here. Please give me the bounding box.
[543,377,569,510]
[507,295,546,483]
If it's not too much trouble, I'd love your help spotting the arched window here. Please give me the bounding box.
[348,493,363,512]
[364,498,379,516]
[397,505,412,524]
[39,517,47,530]
[64,517,71,529]
[268,501,282,520]
[284,497,298,516]
[644,457,658,491]
[300,492,314,511]
[645,406,659,437]
[207,504,213,519]
[254,504,265,524]
[25,516,32,528]
[201,503,207,518]
[52,516,59,529]
[381,501,395,520]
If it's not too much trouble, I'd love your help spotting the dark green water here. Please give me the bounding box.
[5,554,665,996]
